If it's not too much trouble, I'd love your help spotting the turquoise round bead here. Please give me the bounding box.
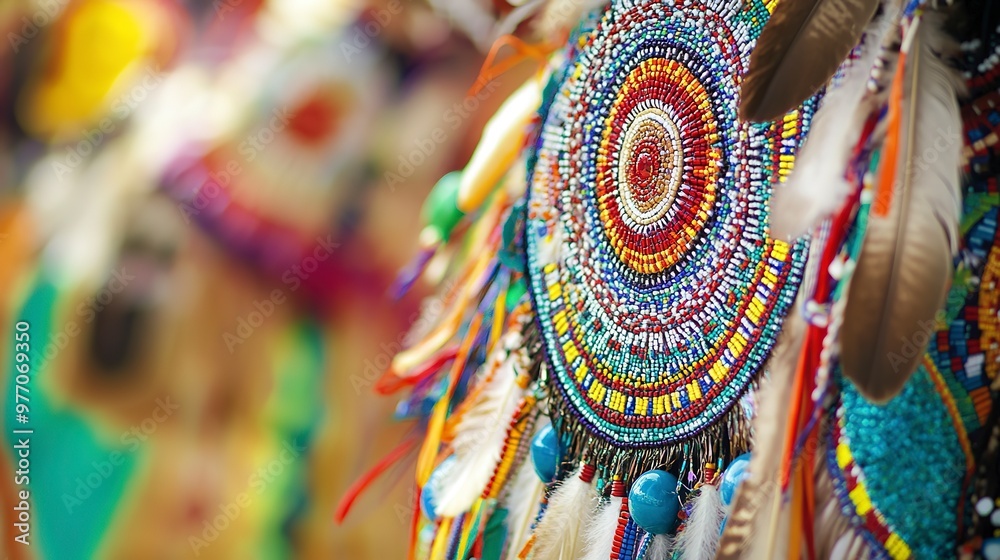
[720,453,752,505]
[530,424,560,482]
[984,538,1000,560]
[628,470,680,535]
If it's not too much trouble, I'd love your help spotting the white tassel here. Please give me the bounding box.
[435,340,529,517]
[673,484,726,560]
[503,448,546,560]
[581,480,628,560]
[531,464,599,560]
[769,12,896,242]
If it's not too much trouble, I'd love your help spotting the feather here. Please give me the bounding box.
[503,445,546,560]
[769,13,897,241]
[436,343,530,517]
[674,484,725,560]
[579,497,622,560]
[739,0,880,122]
[645,534,672,560]
[717,294,807,559]
[840,17,963,402]
[580,480,628,560]
[531,464,599,560]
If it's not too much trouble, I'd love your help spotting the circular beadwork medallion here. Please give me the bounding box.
[525,0,813,447]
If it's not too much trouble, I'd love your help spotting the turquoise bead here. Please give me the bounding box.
[420,456,455,521]
[530,424,560,482]
[984,538,1000,560]
[720,453,751,505]
[628,470,680,535]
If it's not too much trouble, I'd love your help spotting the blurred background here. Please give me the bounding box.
[0,0,535,557]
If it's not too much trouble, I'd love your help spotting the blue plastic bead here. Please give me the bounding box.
[530,424,560,482]
[720,453,752,506]
[420,456,455,521]
[628,470,680,535]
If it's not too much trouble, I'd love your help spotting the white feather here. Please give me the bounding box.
[769,13,896,242]
[674,485,726,560]
[531,464,599,560]
[646,534,673,560]
[503,450,546,560]
[580,497,624,560]
[435,343,528,517]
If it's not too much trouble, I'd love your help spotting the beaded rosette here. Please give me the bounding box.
[524,0,811,462]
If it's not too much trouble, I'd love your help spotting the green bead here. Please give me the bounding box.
[421,171,466,242]
[506,279,528,311]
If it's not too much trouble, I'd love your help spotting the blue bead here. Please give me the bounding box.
[420,456,456,521]
[720,453,752,506]
[530,424,560,482]
[628,470,680,535]
[984,538,1000,560]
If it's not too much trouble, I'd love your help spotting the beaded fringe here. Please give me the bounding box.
[546,383,756,488]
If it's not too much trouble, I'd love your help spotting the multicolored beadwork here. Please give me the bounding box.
[823,21,1000,559]
[524,0,815,450]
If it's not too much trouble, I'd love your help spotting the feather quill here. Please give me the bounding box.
[436,343,529,517]
[531,464,599,560]
[769,13,897,241]
[739,0,880,122]
[840,17,963,402]
[674,484,725,560]
[716,294,807,559]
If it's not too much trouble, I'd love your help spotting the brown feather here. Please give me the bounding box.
[739,0,880,122]
[715,295,806,559]
[840,22,963,402]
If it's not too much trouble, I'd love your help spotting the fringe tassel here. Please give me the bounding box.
[530,463,599,560]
